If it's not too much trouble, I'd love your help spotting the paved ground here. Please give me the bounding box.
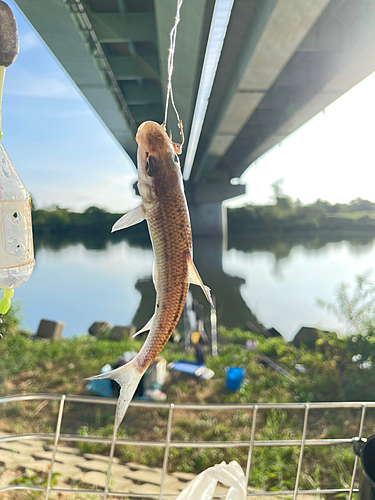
[0,432,230,498]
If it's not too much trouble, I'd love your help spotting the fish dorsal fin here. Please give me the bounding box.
[132,315,154,338]
[186,254,214,308]
[111,204,145,233]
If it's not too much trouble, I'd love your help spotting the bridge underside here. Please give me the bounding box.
[14,0,375,236]
[193,0,375,185]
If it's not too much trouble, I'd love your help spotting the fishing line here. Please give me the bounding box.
[163,0,184,148]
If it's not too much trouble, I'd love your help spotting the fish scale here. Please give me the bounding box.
[135,187,191,373]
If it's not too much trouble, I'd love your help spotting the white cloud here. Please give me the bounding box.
[18,31,40,52]
[5,75,80,99]
[30,172,139,213]
[59,109,92,118]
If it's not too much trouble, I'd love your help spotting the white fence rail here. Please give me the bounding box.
[0,394,372,499]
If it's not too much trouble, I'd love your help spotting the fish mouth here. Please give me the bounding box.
[136,121,170,147]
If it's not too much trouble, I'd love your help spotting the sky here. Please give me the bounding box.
[3,1,375,213]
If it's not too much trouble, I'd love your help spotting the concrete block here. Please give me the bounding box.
[54,453,88,467]
[35,319,64,340]
[0,450,20,469]
[123,467,162,485]
[52,462,83,479]
[110,476,133,492]
[45,444,80,455]
[292,326,319,347]
[83,452,119,464]
[77,459,110,473]
[88,321,110,337]
[80,470,106,489]
[110,325,136,341]
[171,471,196,482]
[128,482,159,495]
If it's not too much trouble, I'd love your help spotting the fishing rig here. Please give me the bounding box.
[0,1,34,338]
[163,0,184,153]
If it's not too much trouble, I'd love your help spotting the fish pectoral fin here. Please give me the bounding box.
[132,315,154,338]
[111,204,145,233]
[186,255,214,308]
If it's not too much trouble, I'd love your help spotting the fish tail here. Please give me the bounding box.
[85,360,143,431]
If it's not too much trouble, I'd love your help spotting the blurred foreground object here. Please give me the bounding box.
[353,434,375,500]
[176,461,246,500]
[0,1,34,296]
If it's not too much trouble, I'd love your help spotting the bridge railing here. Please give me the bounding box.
[0,394,372,499]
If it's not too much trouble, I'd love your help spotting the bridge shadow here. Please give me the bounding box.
[132,237,264,334]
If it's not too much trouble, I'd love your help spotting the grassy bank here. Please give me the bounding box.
[1,307,375,493]
[228,197,375,235]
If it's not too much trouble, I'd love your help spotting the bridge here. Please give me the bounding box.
[14,0,375,237]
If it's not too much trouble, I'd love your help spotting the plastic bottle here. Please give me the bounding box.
[0,142,34,288]
[0,0,34,290]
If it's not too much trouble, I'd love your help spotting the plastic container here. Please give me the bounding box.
[225,367,245,391]
[0,141,34,289]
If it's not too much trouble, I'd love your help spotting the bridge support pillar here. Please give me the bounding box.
[186,183,246,239]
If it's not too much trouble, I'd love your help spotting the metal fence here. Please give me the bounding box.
[0,394,373,499]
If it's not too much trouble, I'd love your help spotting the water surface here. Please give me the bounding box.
[13,233,375,340]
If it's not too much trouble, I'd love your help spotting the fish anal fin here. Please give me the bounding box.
[132,315,154,338]
[186,255,214,308]
[111,204,145,233]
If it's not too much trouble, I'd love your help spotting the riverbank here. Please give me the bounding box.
[1,311,374,492]
[31,198,375,250]
[228,197,375,235]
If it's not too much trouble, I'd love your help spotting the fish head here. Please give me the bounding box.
[136,121,183,204]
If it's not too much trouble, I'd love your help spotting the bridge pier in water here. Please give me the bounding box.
[186,183,245,239]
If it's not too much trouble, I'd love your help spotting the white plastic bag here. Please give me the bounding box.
[175,461,246,500]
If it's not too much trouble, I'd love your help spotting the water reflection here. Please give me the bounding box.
[132,238,264,333]
[23,230,375,339]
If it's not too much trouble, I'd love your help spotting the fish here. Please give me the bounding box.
[86,121,213,430]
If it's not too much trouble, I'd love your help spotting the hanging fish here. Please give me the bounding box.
[87,121,213,430]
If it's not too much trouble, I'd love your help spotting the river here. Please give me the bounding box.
[12,232,375,341]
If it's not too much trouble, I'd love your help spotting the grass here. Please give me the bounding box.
[1,308,375,495]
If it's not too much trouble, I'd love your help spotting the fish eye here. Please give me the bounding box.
[173,153,179,163]
[146,155,159,176]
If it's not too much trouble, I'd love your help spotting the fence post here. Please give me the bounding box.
[245,405,258,486]
[44,394,66,500]
[159,403,174,500]
[211,296,217,356]
[293,403,309,500]
[349,404,367,500]
[103,419,118,500]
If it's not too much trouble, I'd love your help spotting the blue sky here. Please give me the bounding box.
[3,0,138,213]
[3,1,375,212]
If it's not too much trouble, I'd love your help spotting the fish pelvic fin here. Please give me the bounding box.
[186,254,214,308]
[111,204,145,233]
[85,360,143,431]
[132,315,154,338]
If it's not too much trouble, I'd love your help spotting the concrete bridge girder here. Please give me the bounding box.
[193,0,331,182]
[214,0,375,180]
[186,182,246,238]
